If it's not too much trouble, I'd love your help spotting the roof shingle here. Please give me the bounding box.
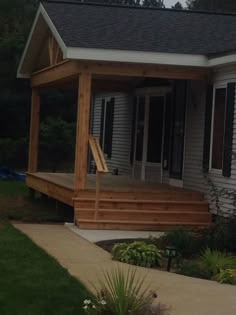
[42,1,236,56]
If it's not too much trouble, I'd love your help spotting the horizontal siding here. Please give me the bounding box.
[184,70,236,216]
[92,92,133,175]
[183,81,206,193]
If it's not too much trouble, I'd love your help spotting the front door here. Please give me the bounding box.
[133,95,164,181]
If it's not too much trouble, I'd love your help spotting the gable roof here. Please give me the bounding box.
[43,0,236,56]
[17,1,236,78]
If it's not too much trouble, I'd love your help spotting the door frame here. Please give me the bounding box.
[133,86,171,181]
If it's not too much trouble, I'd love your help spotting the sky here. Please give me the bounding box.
[164,0,186,8]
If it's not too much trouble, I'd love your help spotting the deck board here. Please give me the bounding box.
[30,172,193,193]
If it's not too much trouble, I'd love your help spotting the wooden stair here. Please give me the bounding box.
[74,191,212,231]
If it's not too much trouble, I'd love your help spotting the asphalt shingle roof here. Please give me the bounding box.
[42,0,236,56]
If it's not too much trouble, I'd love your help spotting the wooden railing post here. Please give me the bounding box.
[28,88,40,173]
[74,73,92,192]
[95,171,101,220]
[88,136,109,221]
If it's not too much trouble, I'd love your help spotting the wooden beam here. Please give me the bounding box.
[78,60,210,81]
[31,59,210,87]
[28,88,40,173]
[74,73,92,191]
[31,60,78,87]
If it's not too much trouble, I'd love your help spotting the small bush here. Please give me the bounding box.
[112,241,162,268]
[177,260,211,280]
[214,269,236,285]
[199,216,236,253]
[83,268,170,315]
[200,248,236,278]
[161,228,200,258]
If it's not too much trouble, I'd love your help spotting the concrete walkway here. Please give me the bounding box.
[15,223,236,315]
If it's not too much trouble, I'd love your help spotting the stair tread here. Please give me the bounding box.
[74,198,208,205]
[76,208,211,214]
[77,219,210,225]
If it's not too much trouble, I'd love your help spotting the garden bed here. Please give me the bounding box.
[96,220,236,285]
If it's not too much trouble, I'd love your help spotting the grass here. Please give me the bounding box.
[0,224,91,315]
[0,180,28,198]
[0,180,71,223]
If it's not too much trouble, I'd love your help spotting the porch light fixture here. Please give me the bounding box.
[164,246,177,272]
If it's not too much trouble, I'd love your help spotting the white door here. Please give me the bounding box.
[133,95,165,182]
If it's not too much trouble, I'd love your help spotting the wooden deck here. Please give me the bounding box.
[26,172,212,231]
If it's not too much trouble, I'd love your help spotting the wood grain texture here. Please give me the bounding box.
[28,88,40,173]
[74,73,92,191]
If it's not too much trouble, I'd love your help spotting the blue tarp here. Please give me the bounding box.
[0,167,26,181]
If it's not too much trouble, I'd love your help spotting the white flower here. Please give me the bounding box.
[92,305,96,309]
[83,305,88,310]
[84,299,91,305]
[101,300,107,305]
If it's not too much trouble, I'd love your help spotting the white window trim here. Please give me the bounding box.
[209,83,227,173]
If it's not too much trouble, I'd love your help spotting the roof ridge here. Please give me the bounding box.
[43,1,236,17]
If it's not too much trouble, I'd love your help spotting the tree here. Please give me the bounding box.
[143,0,165,7]
[186,0,236,13]
[172,1,184,9]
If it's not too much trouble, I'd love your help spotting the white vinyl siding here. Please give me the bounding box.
[92,92,133,175]
[183,71,236,216]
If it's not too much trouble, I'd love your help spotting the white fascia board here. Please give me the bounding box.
[40,4,67,58]
[209,54,236,67]
[66,47,208,67]
[17,6,41,78]
[17,3,67,78]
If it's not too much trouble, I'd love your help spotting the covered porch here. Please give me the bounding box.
[27,58,212,230]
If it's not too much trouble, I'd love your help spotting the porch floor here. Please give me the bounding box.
[29,172,193,193]
[26,172,211,231]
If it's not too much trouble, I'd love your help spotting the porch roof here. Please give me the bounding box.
[43,1,236,56]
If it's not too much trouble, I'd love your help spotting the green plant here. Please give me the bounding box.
[177,260,211,280]
[112,241,162,267]
[200,248,236,278]
[199,216,236,253]
[214,269,236,285]
[84,268,169,315]
[161,228,200,258]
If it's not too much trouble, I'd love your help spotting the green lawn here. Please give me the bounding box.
[0,180,28,198]
[0,224,90,315]
[0,180,69,223]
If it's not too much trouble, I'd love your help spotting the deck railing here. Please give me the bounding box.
[88,135,109,220]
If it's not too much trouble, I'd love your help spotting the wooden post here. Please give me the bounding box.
[74,73,92,191]
[95,170,101,220]
[28,88,40,173]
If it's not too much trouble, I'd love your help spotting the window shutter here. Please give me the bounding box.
[104,97,114,159]
[130,97,137,165]
[223,82,235,177]
[163,92,172,170]
[100,99,105,146]
[203,85,213,172]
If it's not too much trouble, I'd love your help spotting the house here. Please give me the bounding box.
[17,0,236,230]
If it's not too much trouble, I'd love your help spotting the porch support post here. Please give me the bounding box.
[74,72,92,191]
[28,88,40,173]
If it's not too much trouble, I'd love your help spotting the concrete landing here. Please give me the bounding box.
[14,223,236,315]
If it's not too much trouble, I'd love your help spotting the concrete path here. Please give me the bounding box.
[14,223,236,315]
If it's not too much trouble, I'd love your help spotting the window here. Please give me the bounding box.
[211,88,226,170]
[100,98,114,158]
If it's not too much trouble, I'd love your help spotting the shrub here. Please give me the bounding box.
[177,260,211,280]
[83,268,170,315]
[214,269,236,285]
[200,248,236,278]
[203,216,236,253]
[111,241,162,268]
[161,228,200,258]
